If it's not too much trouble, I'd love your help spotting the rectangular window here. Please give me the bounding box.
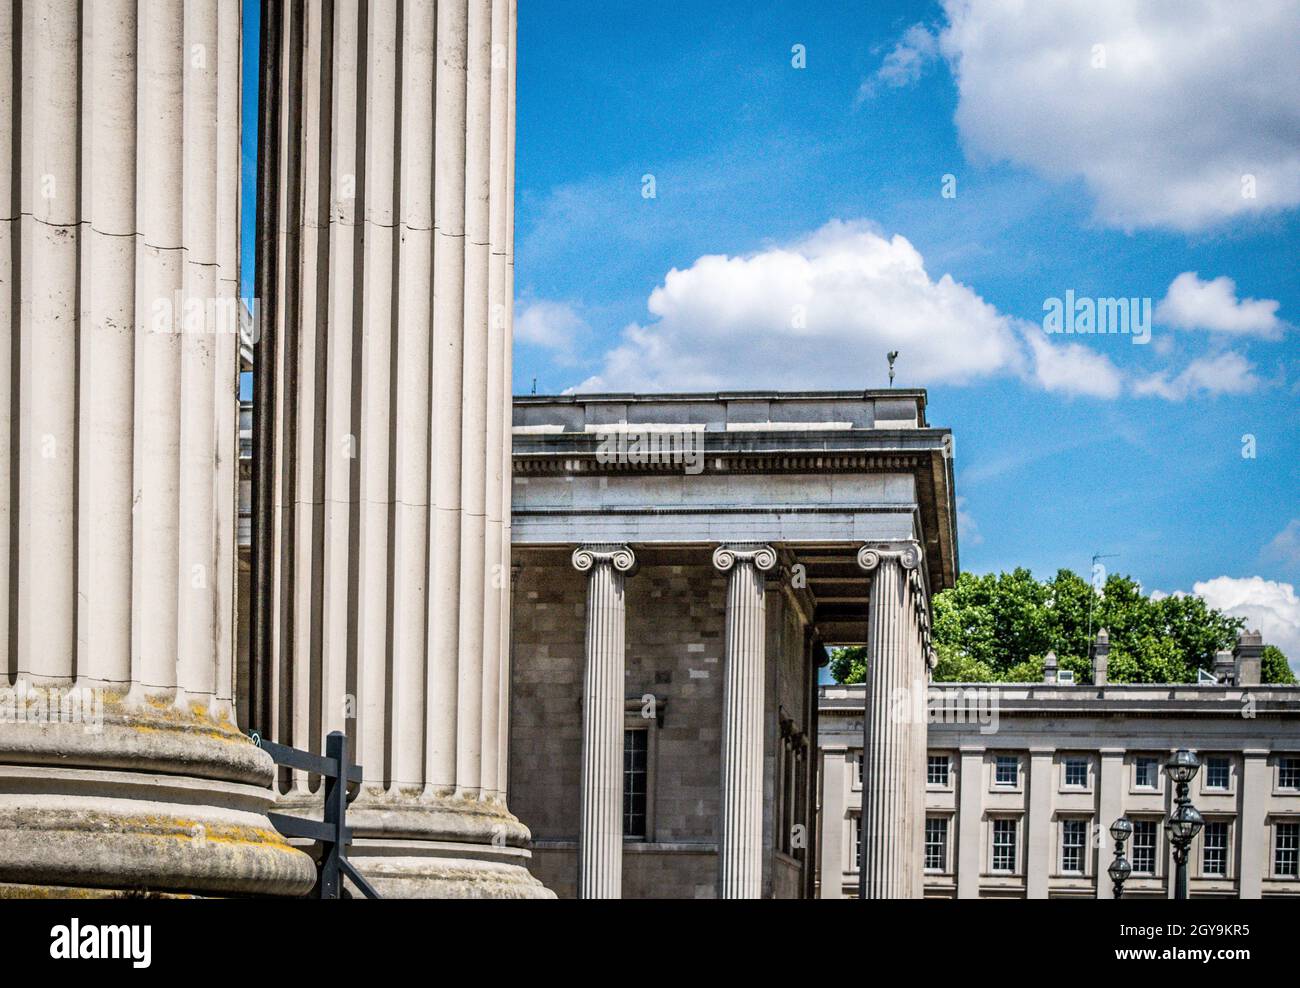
[995,755,1019,787]
[856,751,863,786]
[1202,821,1228,877]
[853,815,862,872]
[1064,757,1088,788]
[1132,820,1158,874]
[992,818,1018,873]
[623,729,648,839]
[925,817,948,872]
[927,754,950,786]
[1205,756,1230,790]
[1276,822,1299,878]
[1280,757,1300,791]
[1061,819,1088,874]
[1135,757,1159,789]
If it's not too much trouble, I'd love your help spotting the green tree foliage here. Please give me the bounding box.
[1262,645,1297,685]
[829,568,1291,685]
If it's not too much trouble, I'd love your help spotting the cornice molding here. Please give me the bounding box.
[514,451,931,477]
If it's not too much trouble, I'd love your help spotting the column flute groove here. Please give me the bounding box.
[573,543,636,899]
[713,543,776,899]
[0,1,315,897]
[259,0,549,898]
[857,541,929,899]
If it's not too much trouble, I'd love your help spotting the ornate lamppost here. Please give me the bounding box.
[1108,817,1133,899]
[1164,749,1204,900]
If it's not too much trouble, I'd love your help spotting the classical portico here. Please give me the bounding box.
[509,390,958,899]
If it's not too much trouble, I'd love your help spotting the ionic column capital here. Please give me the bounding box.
[712,543,777,573]
[856,540,922,573]
[572,543,637,574]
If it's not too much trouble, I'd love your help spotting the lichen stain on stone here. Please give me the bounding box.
[20,811,301,854]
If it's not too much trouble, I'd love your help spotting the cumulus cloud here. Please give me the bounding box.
[858,23,940,101]
[1024,330,1123,398]
[515,300,587,364]
[1133,351,1261,401]
[1155,272,1285,337]
[569,219,1137,398]
[955,495,984,546]
[576,220,1031,392]
[934,0,1300,230]
[1263,520,1300,568]
[1193,576,1300,667]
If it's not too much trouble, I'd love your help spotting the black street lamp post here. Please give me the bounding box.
[1108,817,1133,899]
[1164,749,1204,900]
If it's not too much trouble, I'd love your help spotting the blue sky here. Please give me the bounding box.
[240,1,1300,660]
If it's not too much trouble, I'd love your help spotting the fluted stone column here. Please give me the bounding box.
[0,0,314,897]
[856,541,930,899]
[713,543,776,898]
[262,0,547,897]
[572,543,636,898]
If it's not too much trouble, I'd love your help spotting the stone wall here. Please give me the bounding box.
[510,547,816,897]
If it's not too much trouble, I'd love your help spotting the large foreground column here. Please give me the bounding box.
[713,543,775,898]
[0,0,314,896]
[856,541,931,899]
[572,544,636,898]
[263,0,547,897]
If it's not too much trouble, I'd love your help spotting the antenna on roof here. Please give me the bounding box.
[887,351,899,387]
[531,376,537,395]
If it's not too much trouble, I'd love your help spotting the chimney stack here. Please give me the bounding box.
[1213,649,1235,685]
[1091,628,1110,686]
[1043,650,1058,684]
[1233,630,1264,687]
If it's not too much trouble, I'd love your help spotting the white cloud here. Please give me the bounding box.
[1155,272,1284,337]
[1133,351,1261,401]
[1024,330,1123,398]
[1193,575,1300,665]
[1135,351,1262,399]
[515,300,587,363]
[858,24,940,100]
[576,220,1030,392]
[1263,520,1300,568]
[935,0,1300,230]
[955,495,984,546]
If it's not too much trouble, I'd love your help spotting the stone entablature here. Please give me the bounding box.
[511,391,959,646]
[513,390,931,432]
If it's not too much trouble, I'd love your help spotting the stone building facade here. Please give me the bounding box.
[507,390,958,897]
[819,639,1300,899]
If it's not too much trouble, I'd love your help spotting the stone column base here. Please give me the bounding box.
[276,790,555,899]
[0,695,317,898]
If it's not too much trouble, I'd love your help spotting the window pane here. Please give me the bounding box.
[1202,822,1227,877]
[1132,820,1157,874]
[1061,819,1088,873]
[1065,758,1088,787]
[1206,757,1230,790]
[1136,757,1158,788]
[993,819,1017,872]
[927,755,949,786]
[995,755,1018,786]
[1276,822,1299,878]
[623,729,648,839]
[1281,758,1300,790]
[925,817,948,871]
